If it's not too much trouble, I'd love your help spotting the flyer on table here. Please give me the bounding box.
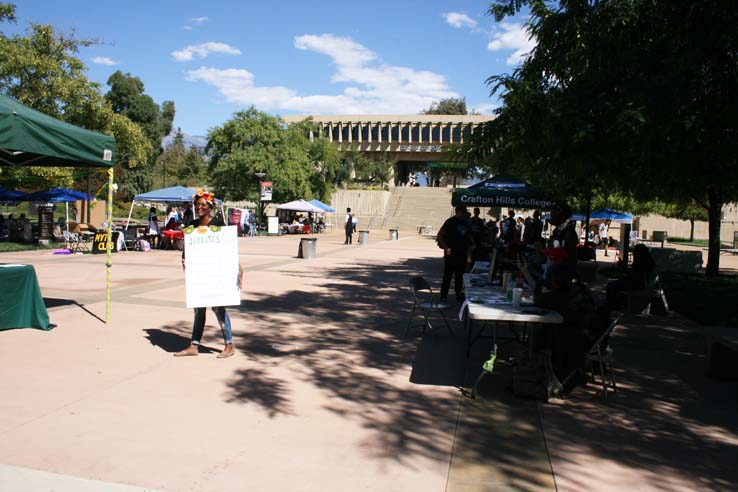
[184,225,240,308]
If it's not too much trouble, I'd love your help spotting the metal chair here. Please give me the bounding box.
[405,276,453,337]
[558,314,624,398]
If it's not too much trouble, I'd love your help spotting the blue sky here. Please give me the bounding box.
[9,0,533,137]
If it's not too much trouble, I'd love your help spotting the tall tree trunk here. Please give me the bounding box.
[689,219,694,242]
[705,187,722,276]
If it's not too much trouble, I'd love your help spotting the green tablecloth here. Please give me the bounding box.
[0,264,53,331]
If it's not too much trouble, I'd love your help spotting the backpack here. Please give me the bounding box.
[512,349,557,401]
[501,217,516,242]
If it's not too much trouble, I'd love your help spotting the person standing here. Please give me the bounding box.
[548,203,579,273]
[469,207,486,259]
[437,205,476,301]
[247,209,256,237]
[599,219,611,256]
[181,203,194,227]
[146,206,160,249]
[500,209,517,245]
[176,190,242,359]
[344,207,354,244]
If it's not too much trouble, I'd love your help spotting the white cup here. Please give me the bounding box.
[512,288,523,308]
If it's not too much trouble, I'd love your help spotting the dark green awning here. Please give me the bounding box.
[0,93,115,168]
[452,175,559,209]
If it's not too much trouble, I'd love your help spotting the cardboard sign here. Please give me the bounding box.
[184,225,240,308]
[92,230,119,254]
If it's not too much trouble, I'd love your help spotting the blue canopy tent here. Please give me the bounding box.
[125,185,222,227]
[308,199,335,212]
[0,185,28,203]
[548,207,633,223]
[21,187,94,231]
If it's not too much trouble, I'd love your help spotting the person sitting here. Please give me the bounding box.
[161,217,182,250]
[606,243,658,311]
[534,262,597,380]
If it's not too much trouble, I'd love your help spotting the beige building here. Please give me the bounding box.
[282,114,494,186]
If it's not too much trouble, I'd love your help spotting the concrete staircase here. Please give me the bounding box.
[371,187,454,233]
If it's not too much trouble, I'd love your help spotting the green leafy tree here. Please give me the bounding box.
[105,70,175,196]
[478,0,738,275]
[422,97,468,115]
[207,108,321,202]
[0,2,150,192]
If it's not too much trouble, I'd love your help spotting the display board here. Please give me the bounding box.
[184,225,240,308]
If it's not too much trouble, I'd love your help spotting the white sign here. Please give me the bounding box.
[184,225,240,308]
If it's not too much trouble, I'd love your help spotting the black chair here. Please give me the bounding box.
[405,276,453,337]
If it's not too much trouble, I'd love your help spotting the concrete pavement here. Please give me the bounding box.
[0,230,736,491]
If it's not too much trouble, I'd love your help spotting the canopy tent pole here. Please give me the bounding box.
[106,168,114,324]
[125,200,136,229]
[86,172,92,224]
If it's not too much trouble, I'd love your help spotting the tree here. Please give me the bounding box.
[0,2,150,191]
[421,97,468,115]
[105,70,175,196]
[206,108,331,203]
[480,0,738,275]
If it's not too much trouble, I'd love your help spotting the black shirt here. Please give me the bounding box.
[438,216,474,256]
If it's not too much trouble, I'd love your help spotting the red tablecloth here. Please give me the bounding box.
[162,229,184,241]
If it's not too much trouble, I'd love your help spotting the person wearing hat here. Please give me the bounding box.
[175,189,243,358]
[436,205,476,301]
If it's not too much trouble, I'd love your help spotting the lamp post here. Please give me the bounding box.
[254,172,266,233]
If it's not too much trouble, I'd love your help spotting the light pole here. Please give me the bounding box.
[254,172,266,233]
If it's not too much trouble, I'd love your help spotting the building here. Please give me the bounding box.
[282,114,494,186]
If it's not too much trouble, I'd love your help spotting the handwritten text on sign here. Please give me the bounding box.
[184,225,240,308]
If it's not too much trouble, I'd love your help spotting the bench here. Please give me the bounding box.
[702,325,738,380]
[417,225,433,235]
[624,284,669,315]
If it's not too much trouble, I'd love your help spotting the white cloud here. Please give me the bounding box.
[190,16,208,24]
[91,56,118,66]
[487,22,535,65]
[442,12,477,29]
[171,42,241,62]
[183,25,192,31]
[186,34,458,114]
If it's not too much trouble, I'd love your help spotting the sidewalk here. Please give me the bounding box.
[0,231,736,491]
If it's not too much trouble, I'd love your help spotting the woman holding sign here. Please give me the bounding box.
[175,189,243,358]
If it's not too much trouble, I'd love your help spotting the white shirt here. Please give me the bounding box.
[599,222,608,240]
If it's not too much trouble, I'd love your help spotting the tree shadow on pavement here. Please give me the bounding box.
[541,315,738,491]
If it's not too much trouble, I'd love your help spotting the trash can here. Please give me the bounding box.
[298,237,317,259]
[389,229,399,241]
[358,230,369,245]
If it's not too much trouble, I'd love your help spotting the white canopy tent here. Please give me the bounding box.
[275,199,325,214]
[124,185,222,228]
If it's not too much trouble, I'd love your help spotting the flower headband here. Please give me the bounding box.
[193,189,216,205]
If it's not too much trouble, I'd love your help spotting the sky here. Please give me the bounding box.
[8,0,533,137]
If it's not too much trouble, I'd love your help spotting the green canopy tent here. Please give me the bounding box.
[0,93,116,323]
[451,175,559,210]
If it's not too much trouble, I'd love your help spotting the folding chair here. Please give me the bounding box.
[404,276,453,337]
[556,314,624,398]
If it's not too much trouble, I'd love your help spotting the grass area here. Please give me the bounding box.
[0,242,55,253]
[667,236,733,248]
[660,272,738,326]
[600,266,738,326]
[667,237,710,247]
